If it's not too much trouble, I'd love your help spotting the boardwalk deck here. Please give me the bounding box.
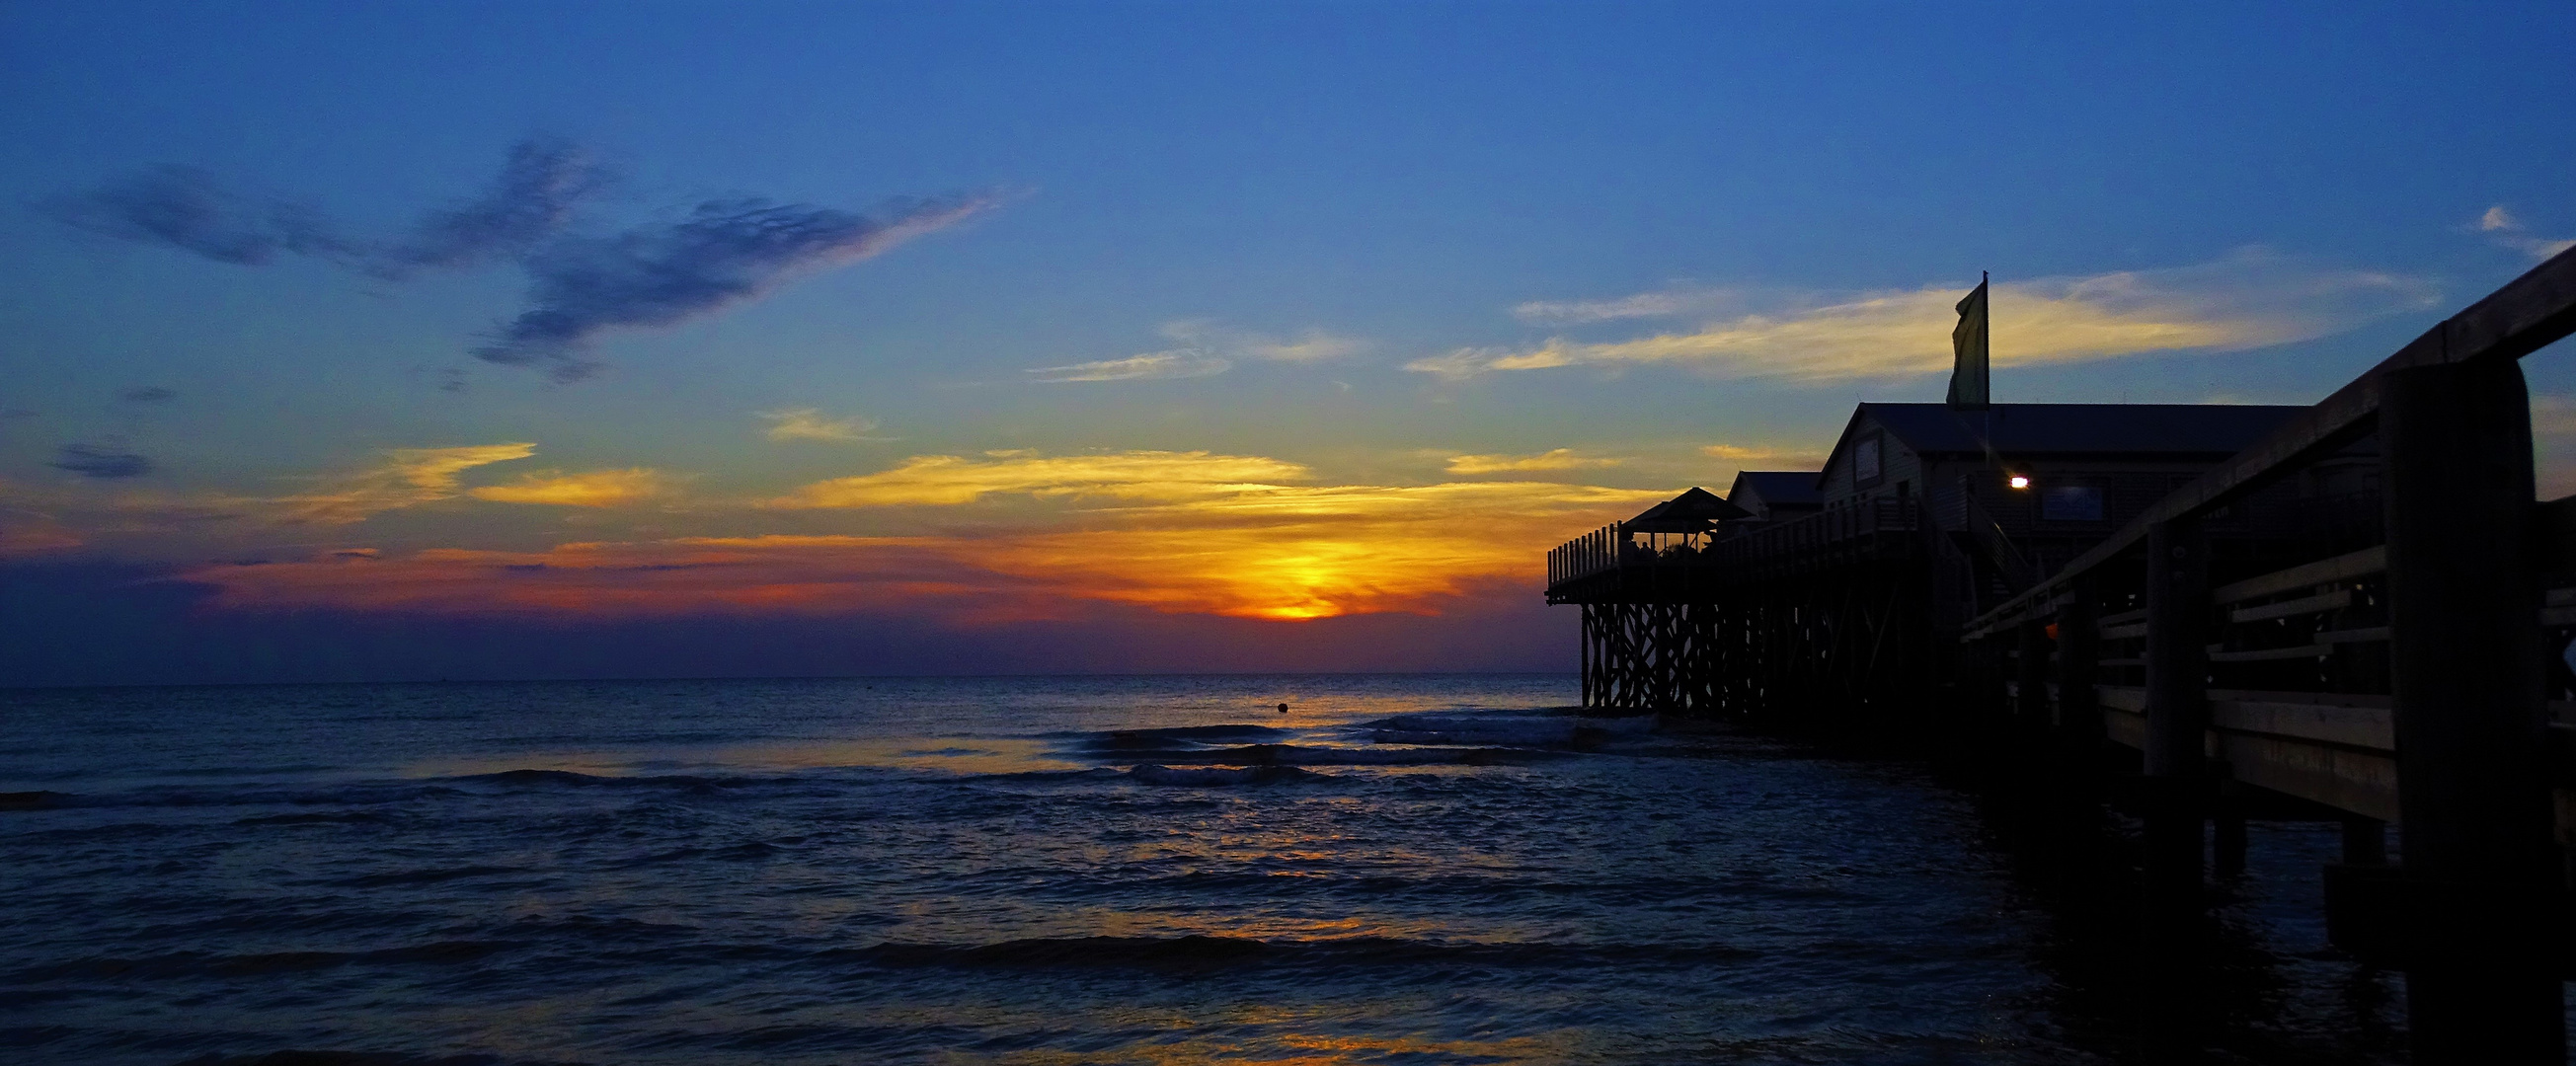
[1544,244,2576,1061]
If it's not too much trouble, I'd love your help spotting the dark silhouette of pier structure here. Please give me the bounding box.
[1545,247,2576,1061]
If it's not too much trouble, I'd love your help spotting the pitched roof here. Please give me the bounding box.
[1728,470,1824,507]
[1859,403,2306,456]
[1818,403,2309,479]
[1625,486,1751,532]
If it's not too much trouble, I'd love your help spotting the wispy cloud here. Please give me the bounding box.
[759,408,886,442]
[770,450,1312,507]
[1416,251,2440,382]
[1027,351,1233,383]
[1160,320,1366,362]
[1254,333,1367,362]
[272,442,534,524]
[2478,205,2576,261]
[51,441,152,479]
[0,528,84,556]
[1700,444,1773,460]
[1699,444,1826,464]
[0,495,84,555]
[1028,321,1364,384]
[1444,448,1622,475]
[117,386,176,404]
[44,166,351,266]
[1512,288,1739,325]
[376,137,604,276]
[476,194,995,381]
[466,468,674,507]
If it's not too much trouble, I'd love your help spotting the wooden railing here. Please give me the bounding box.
[1545,493,1919,593]
[1546,522,1626,588]
[1967,243,2576,639]
[1969,245,2576,1052]
[1704,492,1915,570]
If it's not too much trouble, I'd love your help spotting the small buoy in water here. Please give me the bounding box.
[1277,703,1289,714]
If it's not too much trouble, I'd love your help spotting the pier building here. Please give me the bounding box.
[1543,246,2576,1060]
[1548,402,2311,716]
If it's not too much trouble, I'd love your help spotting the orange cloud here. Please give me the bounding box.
[187,477,1667,622]
[769,450,1314,507]
[272,443,536,524]
[1697,443,1827,468]
[467,468,674,506]
[1444,449,1622,475]
[0,525,82,556]
[183,538,993,617]
[758,408,886,442]
[1415,251,2440,382]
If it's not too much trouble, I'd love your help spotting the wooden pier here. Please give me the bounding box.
[1547,245,2576,1061]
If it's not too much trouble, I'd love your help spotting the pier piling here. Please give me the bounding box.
[2381,357,2563,1059]
[1542,245,2576,1061]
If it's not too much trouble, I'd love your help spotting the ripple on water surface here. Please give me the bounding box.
[0,675,2421,1063]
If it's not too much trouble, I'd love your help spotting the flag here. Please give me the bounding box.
[1948,272,1990,411]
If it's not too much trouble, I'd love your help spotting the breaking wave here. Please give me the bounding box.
[1125,763,1319,786]
[825,934,1761,972]
[1350,711,1659,748]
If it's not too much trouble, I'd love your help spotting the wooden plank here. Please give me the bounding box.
[2099,623,2147,641]
[2059,576,2103,744]
[2449,242,2576,367]
[2016,620,2052,723]
[1963,245,2576,637]
[2210,693,2394,750]
[2135,690,2576,828]
[2210,687,2390,709]
[2217,730,2399,822]
[2213,546,2386,607]
[2145,520,2210,780]
[2104,706,2147,750]
[2099,608,2147,628]
[2317,626,2390,644]
[2209,645,2328,663]
[2231,588,2353,623]
[2098,685,2147,712]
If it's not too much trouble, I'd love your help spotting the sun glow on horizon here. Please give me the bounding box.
[176,450,1672,623]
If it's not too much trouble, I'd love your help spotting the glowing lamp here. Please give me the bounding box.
[2007,474,2031,490]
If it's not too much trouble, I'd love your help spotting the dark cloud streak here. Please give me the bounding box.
[375,138,604,276]
[43,167,351,266]
[52,441,153,479]
[474,194,995,381]
[117,386,176,404]
[49,142,998,383]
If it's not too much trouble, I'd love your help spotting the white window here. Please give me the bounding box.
[1853,437,1882,483]
[2041,486,2105,521]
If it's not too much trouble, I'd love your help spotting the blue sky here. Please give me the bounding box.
[3,1,2570,682]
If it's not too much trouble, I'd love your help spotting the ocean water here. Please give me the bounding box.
[0,675,2408,1064]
